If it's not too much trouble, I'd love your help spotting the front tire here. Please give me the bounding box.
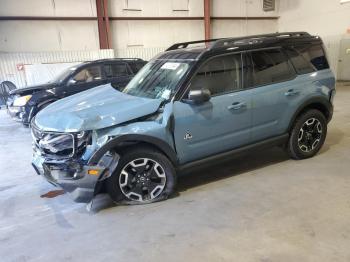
[106,146,177,204]
[287,109,327,160]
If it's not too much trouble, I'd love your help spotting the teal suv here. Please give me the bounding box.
[31,32,335,204]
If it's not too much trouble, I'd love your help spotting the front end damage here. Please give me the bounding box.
[30,85,174,203]
[31,123,118,203]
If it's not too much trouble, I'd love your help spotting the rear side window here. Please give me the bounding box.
[189,54,242,96]
[286,44,329,74]
[250,49,295,86]
[104,63,130,78]
[129,62,146,74]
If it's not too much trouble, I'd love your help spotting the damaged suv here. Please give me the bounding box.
[31,32,335,204]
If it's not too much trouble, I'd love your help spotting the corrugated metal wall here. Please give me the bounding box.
[0,47,164,88]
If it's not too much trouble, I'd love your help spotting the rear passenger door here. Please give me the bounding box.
[104,62,133,90]
[247,48,302,142]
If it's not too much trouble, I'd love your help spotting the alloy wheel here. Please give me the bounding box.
[297,117,323,153]
[119,158,166,202]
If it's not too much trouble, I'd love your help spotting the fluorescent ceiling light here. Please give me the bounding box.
[340,0,350,4]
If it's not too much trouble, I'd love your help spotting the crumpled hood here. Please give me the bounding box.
[10,83,57,96]
[34,84,162,132]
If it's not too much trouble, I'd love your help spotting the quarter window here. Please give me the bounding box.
[250,49,295,86]
[287,44,329,74]
[189,54,242,96]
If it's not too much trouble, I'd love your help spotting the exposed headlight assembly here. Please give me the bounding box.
[35,130,92,157]
[13,95,32,106]
[39,133,74,155]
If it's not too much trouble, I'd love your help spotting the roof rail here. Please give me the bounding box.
[166,38,222,51]
[166,32,311,52]
[209,31,311,50]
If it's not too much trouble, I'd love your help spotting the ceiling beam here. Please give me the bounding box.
[0,16,279,21]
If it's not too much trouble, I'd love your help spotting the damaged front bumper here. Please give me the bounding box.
[32,150,108,203]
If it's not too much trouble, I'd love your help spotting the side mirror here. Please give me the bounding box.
[68,79,76,85]
[187,88,211,104]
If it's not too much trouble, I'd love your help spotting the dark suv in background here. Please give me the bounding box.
[7,58,146,126]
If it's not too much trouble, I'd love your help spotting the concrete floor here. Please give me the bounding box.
[1,84,350,262]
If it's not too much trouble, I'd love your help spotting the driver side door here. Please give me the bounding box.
[173,53,253,164]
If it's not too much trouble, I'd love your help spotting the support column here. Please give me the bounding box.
[204,0,211,40]
[103,0,112,49]
[96,0,112,49]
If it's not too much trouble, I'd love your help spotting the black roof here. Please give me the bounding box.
[158,32,322,61]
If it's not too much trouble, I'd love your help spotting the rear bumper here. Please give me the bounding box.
[32,152,107,203]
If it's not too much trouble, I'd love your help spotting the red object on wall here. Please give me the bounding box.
[16,63,24,71]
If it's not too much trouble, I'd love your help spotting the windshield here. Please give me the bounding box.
[122,60,192,100]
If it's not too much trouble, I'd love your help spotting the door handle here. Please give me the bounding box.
[285,89,300,97]
[228,101,246,110]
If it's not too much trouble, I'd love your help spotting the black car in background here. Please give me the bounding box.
[7,58,146,126]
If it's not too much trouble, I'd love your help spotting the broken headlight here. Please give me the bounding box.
[34,130,91,158]
[38,133,74,156]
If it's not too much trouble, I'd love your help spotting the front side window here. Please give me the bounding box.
[70,66,102,84]
[189,54,242,96]
[250,49,295,86]
[122,60,191,100]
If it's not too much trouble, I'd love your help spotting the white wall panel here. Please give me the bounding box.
[109,0,203,17]
[212,19,277,39]
[0,21,99,52]
[212,0,279,17]
[279,0,350,77]
[0,0,96,16]
[111,20,204,48]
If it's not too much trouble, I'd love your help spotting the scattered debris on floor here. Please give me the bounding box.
[40,190,65,198]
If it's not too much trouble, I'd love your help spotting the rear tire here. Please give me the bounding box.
[287,109,327,160]
[106,146,177,204]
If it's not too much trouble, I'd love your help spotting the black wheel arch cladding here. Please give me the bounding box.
[88,134,178,166]
[289,97,332,131]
